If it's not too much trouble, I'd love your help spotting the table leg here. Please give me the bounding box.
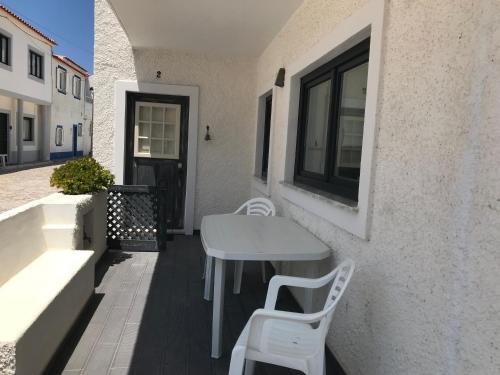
[204,255,214,301]
[233,260,243,294]
[212,258,226,358]
[303,262,318,313]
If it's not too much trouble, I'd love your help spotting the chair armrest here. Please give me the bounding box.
[264,271,338,310]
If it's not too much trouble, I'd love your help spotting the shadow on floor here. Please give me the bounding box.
[45,235,345,375]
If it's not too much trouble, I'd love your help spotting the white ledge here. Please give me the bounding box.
[280,181,369,240]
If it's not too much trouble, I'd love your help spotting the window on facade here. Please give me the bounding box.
[295,39,370,202]
[134,102,181,159]
[56,66,67,93]
[23,117,34,142]
[29,50,43,79]
[73,75,81,99]
[55,125,63,146]
[78,123,83,137]
[261,94,272,179]
[0,33,10,66]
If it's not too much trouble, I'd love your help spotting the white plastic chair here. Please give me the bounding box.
[203,198,276,294]
[228,259,355,375]
[232,198,276,293]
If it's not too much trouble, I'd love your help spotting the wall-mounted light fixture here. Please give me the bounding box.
[275,68,285,87]
[204,125,211,141]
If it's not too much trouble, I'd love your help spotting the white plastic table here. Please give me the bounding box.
[201,214,331,358]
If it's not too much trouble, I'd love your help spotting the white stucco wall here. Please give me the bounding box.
[93,0,257,227]
[253,0,500,374]
[0,14,52,105]
[93,0,500,374]
[50,58,92,158]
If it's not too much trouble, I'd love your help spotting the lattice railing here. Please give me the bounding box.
[107,185,166,251]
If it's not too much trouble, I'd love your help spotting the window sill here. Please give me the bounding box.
[0,61,12,71]
[280,180,369,239]
[281,181,358,212]
[252,175,270,197]
[28,74,44,84]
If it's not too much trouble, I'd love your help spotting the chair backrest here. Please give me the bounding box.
[318,260,355,338]
[234,197,276,217]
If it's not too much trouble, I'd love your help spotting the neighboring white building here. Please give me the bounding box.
[50,55,93,160]
[93,0,500,374]
[0,4,54,164]
[0,5,93,165]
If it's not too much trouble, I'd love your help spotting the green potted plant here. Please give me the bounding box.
[50,157,114,259]
[50,157,114,195]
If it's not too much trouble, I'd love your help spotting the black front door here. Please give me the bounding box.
[0,113,7,156]
[124,93,189,231]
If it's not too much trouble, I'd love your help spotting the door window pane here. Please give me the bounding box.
[334,62,368,180]
[303,79,331,174]
[152,107,163,122]
[139,106,150,121]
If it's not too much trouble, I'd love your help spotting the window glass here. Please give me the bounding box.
[57,67,67,92]
[29,51,43,79]
[23,117,34,142]
[73,76,81,98]
[55,126,63,146]
[303,79,331,174]
[334,62,368,181]
[0,34,9,65]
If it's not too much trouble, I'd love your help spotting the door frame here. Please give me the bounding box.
[114,80,199,235]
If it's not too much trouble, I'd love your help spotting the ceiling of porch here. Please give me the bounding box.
[108,0,303,57]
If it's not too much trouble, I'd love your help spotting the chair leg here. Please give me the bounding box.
[260,261,267,283]
[234,260,244,294]
[202,254,207,279]
[244,359,255,375]
[228,346,246,375]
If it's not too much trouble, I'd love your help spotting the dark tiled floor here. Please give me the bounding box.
[45,235,344,375]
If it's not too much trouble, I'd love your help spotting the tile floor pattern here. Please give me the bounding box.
[45,236,344,375]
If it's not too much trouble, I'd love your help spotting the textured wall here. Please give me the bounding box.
[94,0,500,373]
[94,0,257,226]
[256,0,500,374]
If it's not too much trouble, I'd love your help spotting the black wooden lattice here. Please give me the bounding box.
[107,185,166,251]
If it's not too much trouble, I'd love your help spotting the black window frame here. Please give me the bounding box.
[294,38,370,202]
[23,117,34,142]
[261,94,272,179]
[0,32,10,66]
[29,50,43,79]
[73,75,82,99]
[56,65,67,94]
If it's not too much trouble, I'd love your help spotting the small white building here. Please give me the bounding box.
[0,4,54,164]
[50,55,93,160]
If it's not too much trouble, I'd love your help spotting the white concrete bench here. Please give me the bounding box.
[0,199,96,375]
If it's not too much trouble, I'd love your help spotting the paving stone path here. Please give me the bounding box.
[0,165,58,213]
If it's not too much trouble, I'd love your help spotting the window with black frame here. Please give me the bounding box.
[294,39,370,202]
[261,94,272,179]
[29,50,43,79]
[0,33,10,66]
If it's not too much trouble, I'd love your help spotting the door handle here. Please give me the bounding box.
[178,162,182,169]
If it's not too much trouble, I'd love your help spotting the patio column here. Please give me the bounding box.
[16,99,24,164]
[38,105,51,161]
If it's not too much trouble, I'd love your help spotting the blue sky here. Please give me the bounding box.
[1,0,94,73]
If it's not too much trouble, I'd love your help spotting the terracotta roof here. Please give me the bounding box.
[53,54,90,77]
[0,4,57,45]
